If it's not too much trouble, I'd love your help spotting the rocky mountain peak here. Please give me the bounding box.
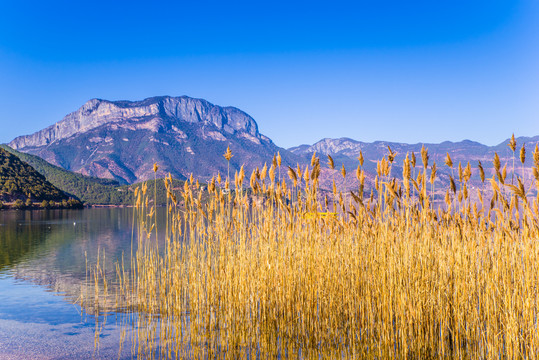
[289,137,364,156]
[6,96,293,184]
[9,96,261,150]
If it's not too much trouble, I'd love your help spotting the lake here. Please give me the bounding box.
[0,208,152,359]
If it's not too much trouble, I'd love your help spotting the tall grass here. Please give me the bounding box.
[83,143,539,359]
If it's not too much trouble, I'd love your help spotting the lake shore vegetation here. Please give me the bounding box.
[84,142,539,359]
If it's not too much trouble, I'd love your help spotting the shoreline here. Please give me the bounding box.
[0,203,162,210]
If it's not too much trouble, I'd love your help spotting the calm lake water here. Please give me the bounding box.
[0,208,152,359]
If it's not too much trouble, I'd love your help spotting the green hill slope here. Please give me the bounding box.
[1,145,127,204]
[0,147,69,203]
[1,145,187,205]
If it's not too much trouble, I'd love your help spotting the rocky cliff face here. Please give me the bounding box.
[10,96,262,149]
[9,96,295,184]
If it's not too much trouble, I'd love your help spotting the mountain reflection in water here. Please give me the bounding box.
[0,208,166,359]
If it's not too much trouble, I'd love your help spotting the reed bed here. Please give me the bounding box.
[83,143,539,359]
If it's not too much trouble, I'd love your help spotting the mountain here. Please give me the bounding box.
[289,136,539,169]
[289,136,539,199]
[0,147,69,203]
[7,94,538,201]
[9,96,301,184]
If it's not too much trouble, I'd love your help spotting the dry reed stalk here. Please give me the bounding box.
[83,143,539,360]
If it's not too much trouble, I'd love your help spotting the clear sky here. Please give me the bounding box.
[0,0,538,148]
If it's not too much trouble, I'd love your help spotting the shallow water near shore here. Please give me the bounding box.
[0,208,158,359]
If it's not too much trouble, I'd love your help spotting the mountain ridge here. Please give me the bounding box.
[289,135,539,201]
[289,136,539,156]
[8,96,297,184]
[6,95,538,198]
[289,136,539,164]
[9,96,266,150]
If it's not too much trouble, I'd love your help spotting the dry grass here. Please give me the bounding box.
[83,143,539,359]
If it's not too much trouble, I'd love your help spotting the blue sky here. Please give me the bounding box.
[0,0,538,148]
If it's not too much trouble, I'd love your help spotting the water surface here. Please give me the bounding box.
[0,208,148,359]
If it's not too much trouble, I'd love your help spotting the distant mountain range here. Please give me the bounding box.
[290,136,539,177]
[290,136,539,199]
[6,95,539,201]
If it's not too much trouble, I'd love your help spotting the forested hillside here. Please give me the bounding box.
[1,145,188,205]
[0,147,68,203]
[1,145,121,202]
